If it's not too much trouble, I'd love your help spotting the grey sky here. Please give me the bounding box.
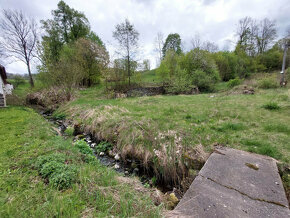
[0,0,289,74]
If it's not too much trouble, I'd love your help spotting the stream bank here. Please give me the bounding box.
[39,109,193,208]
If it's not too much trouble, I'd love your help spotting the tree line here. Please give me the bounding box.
[0,0,289,95]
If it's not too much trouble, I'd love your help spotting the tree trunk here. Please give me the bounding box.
[27,62,34,88]
[128,55,130,86]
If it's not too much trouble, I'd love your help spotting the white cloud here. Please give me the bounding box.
[0,0,289,74]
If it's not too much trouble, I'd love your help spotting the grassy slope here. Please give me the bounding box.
[0,107,161,217]
[54,74,290,187]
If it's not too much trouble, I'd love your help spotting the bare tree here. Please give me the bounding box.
[0,9,38,87]
[256,18,277,54]
[203,40,219,53]
[191,33,203,50]
[113,19,139,86]
[191,33,218,52]
[154,32,164,66]
[236,16,252,44]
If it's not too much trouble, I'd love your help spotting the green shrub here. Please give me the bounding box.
[12,75,26,88]
[258,78,278,89]
[262,102,280,110]
[40,161,66,178]
[49,166,77,190]
[35,153,66,170]
[52,113,66,120]
[74,139,93,155]
[227,78,242,88]
[212,51,239,81]
[84,154,98,164]
[64,126,74,136]
[95,141,113,153]
[157,49,220,92]
[36,153,78,190]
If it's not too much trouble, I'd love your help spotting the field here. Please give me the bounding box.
[0,107,161,217]
[54,73,290,185]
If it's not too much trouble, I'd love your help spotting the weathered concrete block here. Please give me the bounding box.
[167,148,289,218]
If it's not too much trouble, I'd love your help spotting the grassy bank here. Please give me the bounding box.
[56,83,290,186]
[0,107,161,217]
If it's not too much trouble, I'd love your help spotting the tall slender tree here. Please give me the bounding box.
[162,33,182,57]
[0,9,38,87]
[113,19,139,86]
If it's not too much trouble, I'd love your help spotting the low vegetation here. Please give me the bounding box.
[53,81,290,186]
[0,107,161,217]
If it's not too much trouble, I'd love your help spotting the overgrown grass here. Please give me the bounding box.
[0,107,161,217]
[56,86,290,185]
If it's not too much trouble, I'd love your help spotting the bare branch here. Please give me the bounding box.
[0,9,38,87]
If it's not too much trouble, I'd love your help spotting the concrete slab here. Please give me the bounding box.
[167,148,290,218]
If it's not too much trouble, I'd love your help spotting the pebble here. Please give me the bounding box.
[99,152,105,156]
[114,163,120,169]
[133,168,139,174]
[91,143,96,148]
[114,154,120,161]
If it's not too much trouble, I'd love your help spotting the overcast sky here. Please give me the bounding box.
[0,0,289,74]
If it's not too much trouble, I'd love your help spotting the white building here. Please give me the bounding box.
[0,64,13,107]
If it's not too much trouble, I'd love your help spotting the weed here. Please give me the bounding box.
[74,139,94,155]
[95,141,113,153]
[262,102,280,110]
[40,161,66,178]
[49,166,77,190]
[227,78,242,88]
[214,122,246,132]
[64,126,74,136]
[35,153,66,170]
[258,78,279,89]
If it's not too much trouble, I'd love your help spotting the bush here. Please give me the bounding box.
[191,69,218,91]
[95,141,113,153]
[40,161,66,178]
[212,51,239,81]
[227,78,242,88]
[262,102,280,110]
[64,126,74,136]
[258,78,279,89]
[157,49,220,93]
[35,153,66,170]
[35,153,77,190]
[49,166,77,190]
[12,75,26,87]
[74,139,94,155]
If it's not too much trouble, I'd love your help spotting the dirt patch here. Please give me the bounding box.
[26,87,72,111]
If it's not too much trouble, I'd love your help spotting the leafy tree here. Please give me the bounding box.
[113,19,139,86]
[258,45,283,71]
[157,49,220,92]
[40,1,102,64]
[74,38,109,86]
[212,51,239,81]
[51,0,90,44]
[142,59,151,71]
[39,38,109,96]
[162,33,182,57]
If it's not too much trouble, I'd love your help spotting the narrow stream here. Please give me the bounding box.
[40,110,172,192]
